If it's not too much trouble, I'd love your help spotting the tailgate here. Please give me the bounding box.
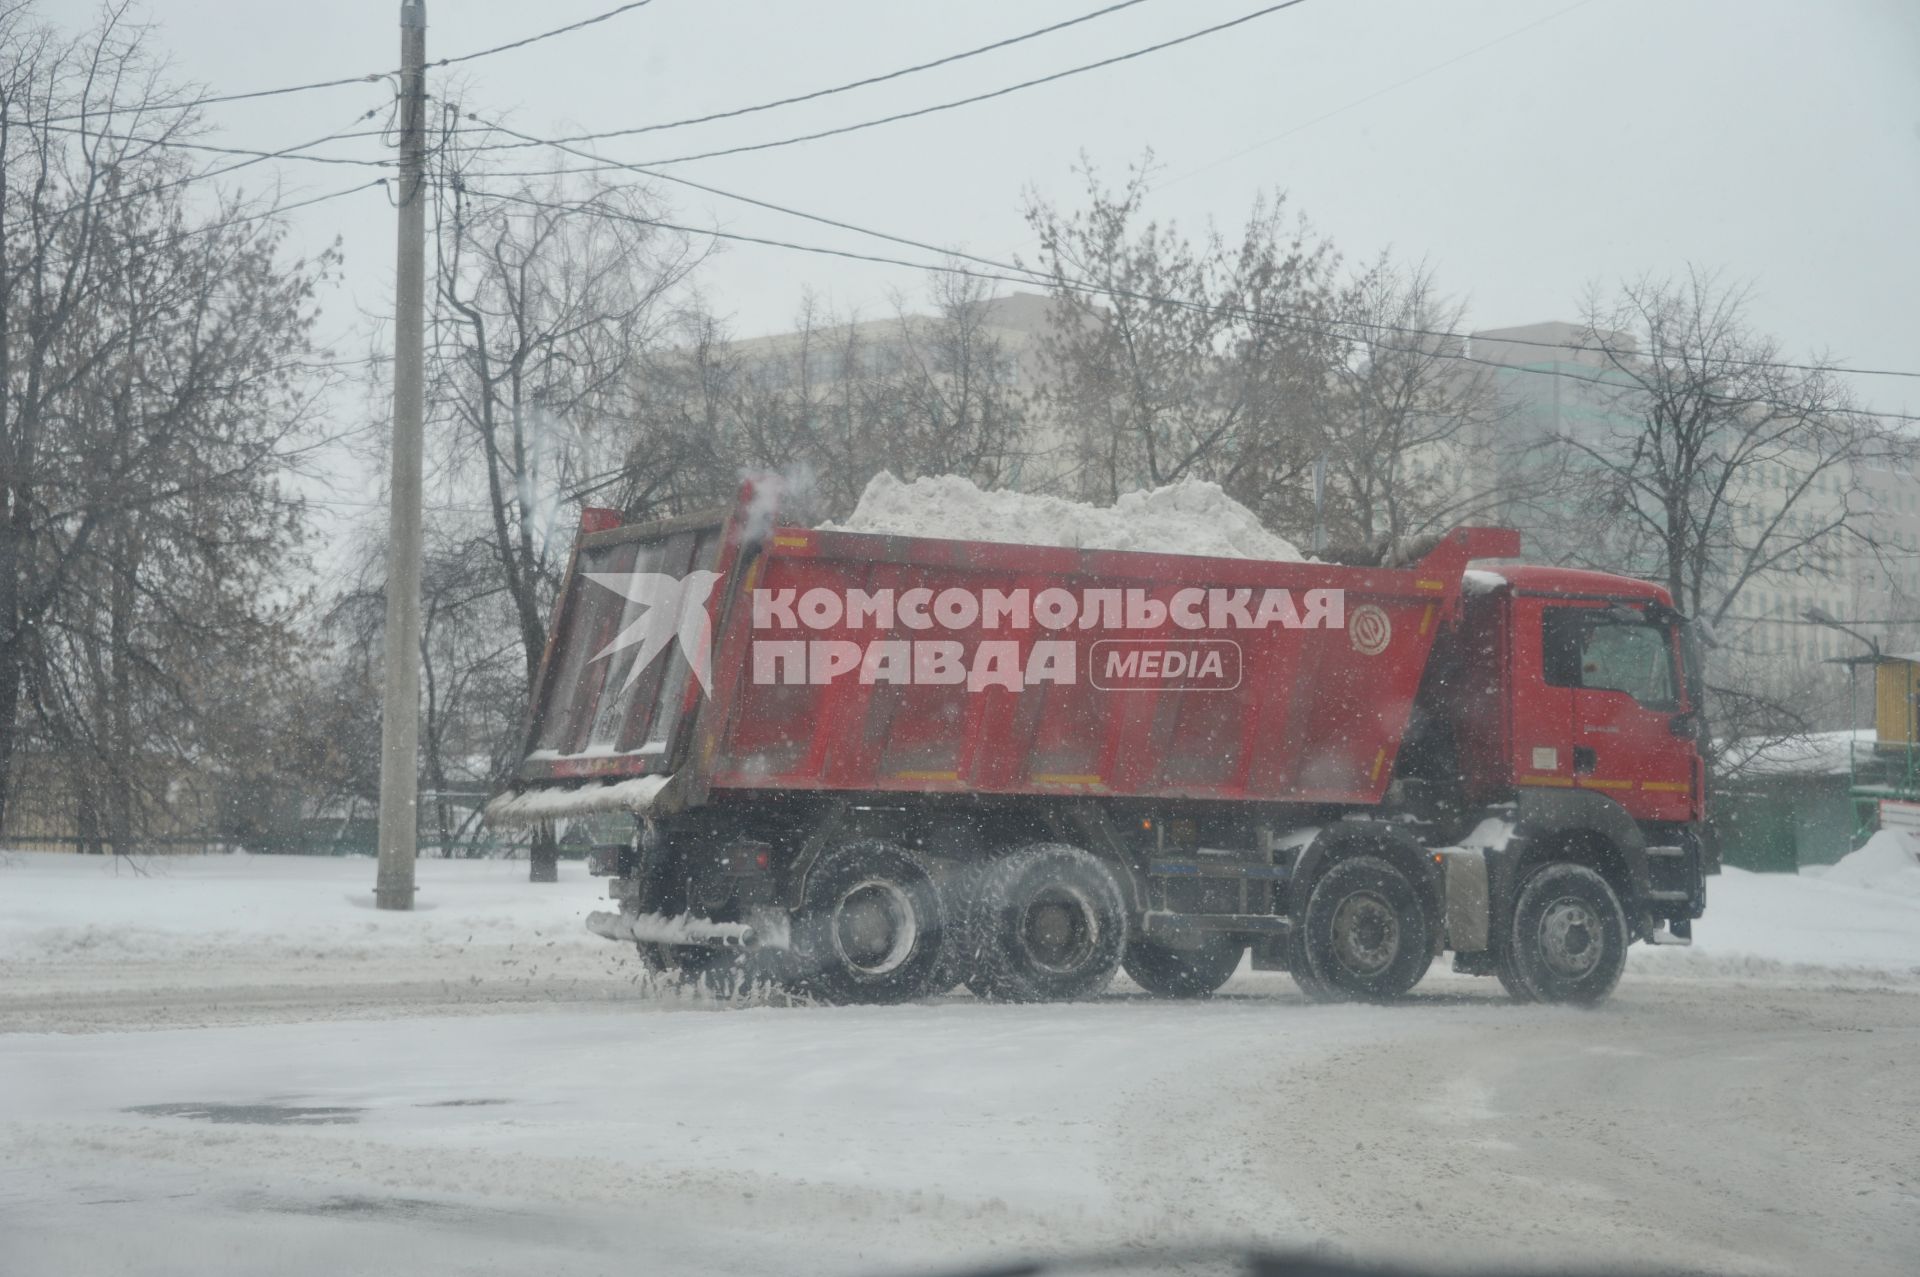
[514,503,745,787]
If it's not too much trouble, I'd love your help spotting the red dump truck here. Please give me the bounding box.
[488,482,1709,1005]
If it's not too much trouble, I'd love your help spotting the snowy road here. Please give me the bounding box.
[5,975,1919,1275]
[5,853,1919,1275]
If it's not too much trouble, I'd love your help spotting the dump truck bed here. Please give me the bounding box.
[492,487,1518,821]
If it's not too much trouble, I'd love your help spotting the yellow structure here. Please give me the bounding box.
[1845,652,1920,836]
[1874,654,1920,749]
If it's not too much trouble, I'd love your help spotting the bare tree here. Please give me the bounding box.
[1550,268,1910,765]
[1561,268,1901,630]
[619,273,1034,522]
[432,177,701,685]
[1312,256,1522,552]
[428,162,702,878]
[871,270,1032,493]
[0,3,338,849]
[1021,158,1336,527]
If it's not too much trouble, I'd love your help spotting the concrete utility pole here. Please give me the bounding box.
[375,0,427,911]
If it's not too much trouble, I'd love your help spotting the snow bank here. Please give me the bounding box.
[1818,829,1920,896]
[8,833,1920,985]
[826,472,1306,562]
[0,852,603,965]
[1632,859,1920,982]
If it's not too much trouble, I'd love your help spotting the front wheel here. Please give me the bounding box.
[1123,934,1243,998]
[1506,863,1628,1006]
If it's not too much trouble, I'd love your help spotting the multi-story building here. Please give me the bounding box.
[1468,321,1920,718]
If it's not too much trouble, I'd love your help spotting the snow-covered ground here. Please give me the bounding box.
[3,843,1918,1276]
[0,851,602,967]
[7,837,1917,988]
[1632,830,1920,982]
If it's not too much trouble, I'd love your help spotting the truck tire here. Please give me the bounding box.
[1493,943,1535,1002]
[792,839,952,1005]
[1296,856,1433,1002]
[968,844,1127,1003]
[1505,863,1627,1006]
[1122,935,1243,998]
[1287,923,1338,1003]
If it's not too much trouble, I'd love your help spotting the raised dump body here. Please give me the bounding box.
[491,483,1709,1007]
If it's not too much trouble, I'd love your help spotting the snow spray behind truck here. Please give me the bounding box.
[487,480,1709,1005]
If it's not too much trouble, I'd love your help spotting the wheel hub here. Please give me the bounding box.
[1329,891,1399,977]
[1020,886,1097,974]
[1537,897,1603,978]
[831,880,917,976]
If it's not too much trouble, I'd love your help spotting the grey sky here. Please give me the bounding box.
[45,0,1920,418]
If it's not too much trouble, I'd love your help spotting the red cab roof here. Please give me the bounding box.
[1470,562,1673,606]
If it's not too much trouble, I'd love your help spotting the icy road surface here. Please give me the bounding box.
[3,851,1919,1276]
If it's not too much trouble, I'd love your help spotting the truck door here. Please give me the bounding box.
[1541,605,1697,822]
[1506,596,1577,789]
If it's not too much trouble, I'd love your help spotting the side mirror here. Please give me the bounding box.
[1669,712,1698,739]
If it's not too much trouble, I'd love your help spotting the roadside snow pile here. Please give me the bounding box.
[827,472,1306,561]
[1816,829,1920,896]
[0,852,603,965]
[1633,856,1920,983]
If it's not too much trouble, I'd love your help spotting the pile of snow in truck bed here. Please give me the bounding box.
[826,472,1307,562]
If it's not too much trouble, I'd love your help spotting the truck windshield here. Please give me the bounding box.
[1542,608,1680,711]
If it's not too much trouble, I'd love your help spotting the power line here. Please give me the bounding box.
[460,113,1060,280]
[36,75,387,126]
[463,0,1157,153]
[35,2,658,125]
[20,116,396,170]
[433,0,657,69]
[33,116,394,215]
[446,118,1920,394]
[595,1,1313,169]
[157,179,389,244]
[454,182,1920,426]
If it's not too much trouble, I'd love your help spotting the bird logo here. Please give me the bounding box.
[583,570,724,696]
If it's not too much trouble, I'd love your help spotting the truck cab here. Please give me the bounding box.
[1410,565,1709,984]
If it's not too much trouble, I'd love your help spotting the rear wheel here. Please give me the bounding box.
[792,840,952,1005]
[968,844,1127,1003]
[1123,934,1243,998]
[1296,856,1433,1002]
[1506,863,1627,1006]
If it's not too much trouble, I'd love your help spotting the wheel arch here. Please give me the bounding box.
[1290,819,1438,919]
[1488,789,1650,934]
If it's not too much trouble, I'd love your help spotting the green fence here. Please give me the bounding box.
[1714,776,1857,872]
